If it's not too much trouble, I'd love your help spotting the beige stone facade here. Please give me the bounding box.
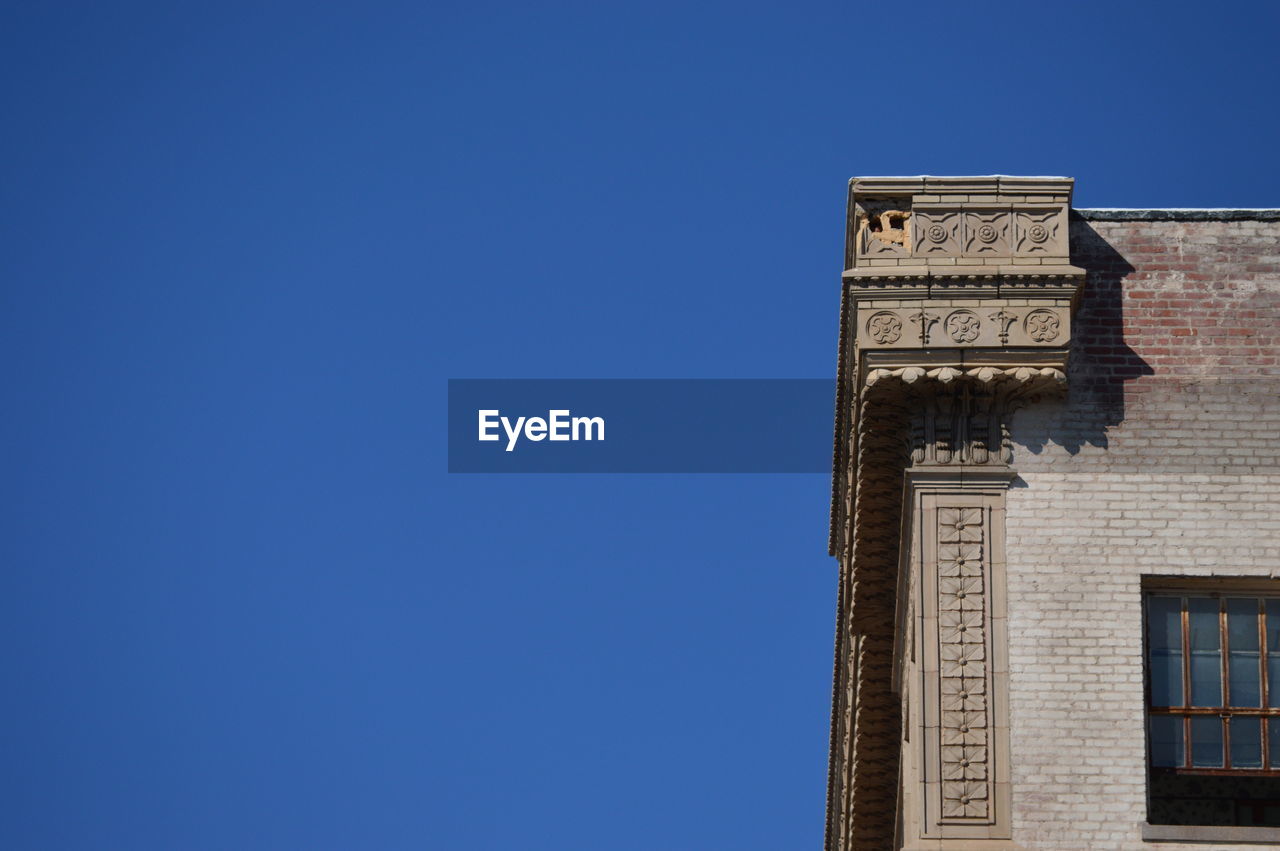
[826,178,1280,849]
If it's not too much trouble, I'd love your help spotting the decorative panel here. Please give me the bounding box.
[907,481,1014,843]
[913,208,962,257]
[962,210,1011,256]
[1013,206,1067,256]
[936,505,991,821]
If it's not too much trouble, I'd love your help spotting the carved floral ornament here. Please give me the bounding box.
[1013,208,1064,254]
[943,781,989,819]
[939,543,982,577]
[940,641,985,677]
[940,666,986,707]
[1025,309,1061,342]
[945,310,980,343]
[942,709,987,745]
[939,576,984,613]
[940,508,982,542]
[942,744,988,780]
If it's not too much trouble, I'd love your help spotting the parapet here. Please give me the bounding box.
[844,176,1085,357]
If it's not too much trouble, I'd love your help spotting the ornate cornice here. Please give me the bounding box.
[827,177,1084,851]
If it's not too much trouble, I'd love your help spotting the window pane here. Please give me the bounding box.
[1188,597,1222,706]
[1268,601,1280,708]
[1228,598,1262,707]
[1150,715,1184,768]
[1270,718,1280,769]
[1148,596,1184,706]
[1190,715,1224,768]
[1230,716,1262,769]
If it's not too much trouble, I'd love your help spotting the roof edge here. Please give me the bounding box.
[1075,208,1280,221]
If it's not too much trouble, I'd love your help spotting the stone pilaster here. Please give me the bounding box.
[828,177,1085,850]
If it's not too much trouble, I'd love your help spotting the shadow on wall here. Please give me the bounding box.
[1012,216,1154,457]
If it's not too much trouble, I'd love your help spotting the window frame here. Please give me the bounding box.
[1145,588,1280,776]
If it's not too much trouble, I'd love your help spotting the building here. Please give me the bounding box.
[825,177,1280,849]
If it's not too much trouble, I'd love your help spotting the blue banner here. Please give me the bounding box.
[448,379,834,473]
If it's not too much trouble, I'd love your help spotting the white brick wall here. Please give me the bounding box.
[1003,380,1280,849]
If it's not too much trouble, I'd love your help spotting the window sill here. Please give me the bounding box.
[1143,823,1280,843]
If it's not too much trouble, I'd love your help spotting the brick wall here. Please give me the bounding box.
[1004,216,1280,849]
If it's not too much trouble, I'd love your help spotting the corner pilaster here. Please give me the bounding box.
[828,177,1084,850]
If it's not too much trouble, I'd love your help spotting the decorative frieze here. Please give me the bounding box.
[848,176,1079,269]
[860,304,1071,349]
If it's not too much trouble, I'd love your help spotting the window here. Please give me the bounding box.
[1146,589,1280,829]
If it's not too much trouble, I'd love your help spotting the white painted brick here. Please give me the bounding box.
[1002,376,1280,848]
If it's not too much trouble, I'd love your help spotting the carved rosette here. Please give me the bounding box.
[945,310,980,343]
[1025,309,1061,342]
[936,507,990,820]
[867,311,903,344]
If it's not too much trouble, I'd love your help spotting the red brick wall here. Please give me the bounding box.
[1071,217,1280,387]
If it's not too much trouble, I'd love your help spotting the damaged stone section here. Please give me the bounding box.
[857,205,914,254]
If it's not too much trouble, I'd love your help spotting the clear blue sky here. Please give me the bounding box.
[3,2,1278,849]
